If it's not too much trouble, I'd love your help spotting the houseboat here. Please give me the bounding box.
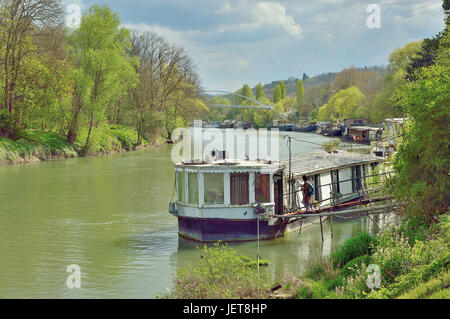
[169,151,385,242]
[342,126,383,144]
[293,124,318,133]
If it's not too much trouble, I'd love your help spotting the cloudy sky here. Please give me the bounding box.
[63,0,446,92]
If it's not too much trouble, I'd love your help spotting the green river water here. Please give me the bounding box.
[0,131,393,298]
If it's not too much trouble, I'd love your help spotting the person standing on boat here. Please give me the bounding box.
[301,175,313,212]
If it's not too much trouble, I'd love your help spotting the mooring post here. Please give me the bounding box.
[320,216,324,243]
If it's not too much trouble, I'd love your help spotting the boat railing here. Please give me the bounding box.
[279,171,394,214]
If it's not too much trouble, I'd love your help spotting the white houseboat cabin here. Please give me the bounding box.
[169,150,385,242]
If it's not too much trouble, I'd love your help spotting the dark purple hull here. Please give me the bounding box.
[177,216,298,242]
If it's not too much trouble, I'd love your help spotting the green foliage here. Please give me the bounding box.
[75,125,144,155]
[255,83,265,99]
[330,233,378,267]
[367,252,450,299]
[280,81,286,99]
[390,27,450,221]
[296,279,336,299]
[296,79,305,108]
[241,84,253,99]
[0,131,77,165]
[273,85,281,103]
[397,271,450,299]
[167,243,272,299]
[297,212,449,299]
[341,255,373,278]
[318,86,366,121]
[68,4,139,148]
[372,227,447,284]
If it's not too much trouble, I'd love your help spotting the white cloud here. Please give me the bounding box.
[253,2,303,38]
[214,1,303,38]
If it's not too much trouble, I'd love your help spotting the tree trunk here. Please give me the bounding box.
[67,93,82,144]
[83,112,94,151]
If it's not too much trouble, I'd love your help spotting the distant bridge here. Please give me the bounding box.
[204,90,274,110]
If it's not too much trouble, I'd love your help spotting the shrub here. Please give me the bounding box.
[335,263,370,299]
[372,227,447,284]
[331,233,378,267]
[295,279,334,299]
[341,255,373,278]
[296,284,313,299]
[367,250,450,299]
[397,271,450,299]
[166,243,272,299]
[76,125,143,155]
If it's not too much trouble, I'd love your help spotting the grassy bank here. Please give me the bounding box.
[166,215,449,299]
[0,125,165,166]
[279,215,450,299]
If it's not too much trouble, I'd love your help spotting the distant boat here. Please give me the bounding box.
[293,125,318,133]
[280,124,295,131]
[219,121,234,129]
[321,124,344,137]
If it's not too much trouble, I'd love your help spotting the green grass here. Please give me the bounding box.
[75,125,148,155]
[166,243,272,299]
[397,271,450,299]
[0,125,153,165]
[330,233,378,267]
[0,131,77,165]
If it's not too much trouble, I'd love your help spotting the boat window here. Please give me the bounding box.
[188,172,199,204]
[177,171,185,203]
[313,174,322,202]
[352,166,362,192]
[204,173,224,205]
[331,170,340,194]
[255,173,270,203]
[230,173,249,205]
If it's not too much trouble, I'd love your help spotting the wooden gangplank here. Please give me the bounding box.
[275,195,395,219]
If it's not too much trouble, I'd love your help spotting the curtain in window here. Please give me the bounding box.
[204,173,224,204]
[230,173,249,205]
[188,172,199,204]
[255,174,270,203]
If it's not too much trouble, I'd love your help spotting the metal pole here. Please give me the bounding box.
[288,137,292,210]
[257,216,260,278]
[320,216,324,243]
[330,215,334,238]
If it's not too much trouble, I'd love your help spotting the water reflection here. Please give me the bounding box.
[170,213,399,288]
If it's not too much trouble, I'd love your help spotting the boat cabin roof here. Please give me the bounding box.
[176,150,384,176]
[348,126,382,132]
[280,150,384,178]
[175,159,280,173]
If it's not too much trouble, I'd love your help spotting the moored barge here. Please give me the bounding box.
[169,151,384,242]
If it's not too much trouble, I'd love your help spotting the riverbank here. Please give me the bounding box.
[167,214,449,299]
[0,125,166,166]
[274,214,450,299]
